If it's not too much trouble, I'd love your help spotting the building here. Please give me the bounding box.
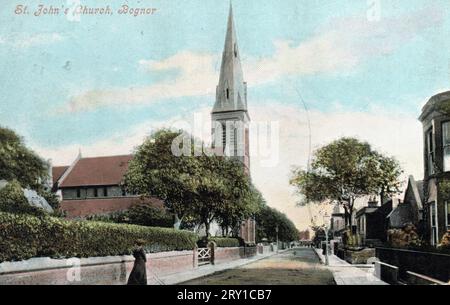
[52,153,162,218]
[51,6,257,243]
[356,197,393,246]
[330,203,346,238]
[387,176,424,231]
[298,230,311,241]
[211,5,255,244]
[419,91,450,246]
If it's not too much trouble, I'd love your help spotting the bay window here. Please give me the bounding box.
[442,122,450,172]
[426,129,434,175]
[430,202,438,246]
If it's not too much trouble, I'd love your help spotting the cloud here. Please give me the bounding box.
[248,104,423,230]
[33,103,424,231]
[66,51,219,112]
[66,6,443,113]
[0,32,64,48]
[244,5,444,85]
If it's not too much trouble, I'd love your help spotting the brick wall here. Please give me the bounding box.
[0,251,194,285]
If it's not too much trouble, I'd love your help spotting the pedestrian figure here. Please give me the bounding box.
[127,239,148,285]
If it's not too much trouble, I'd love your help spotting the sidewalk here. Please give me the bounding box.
[313,248,387,285]
[147,251,281,285]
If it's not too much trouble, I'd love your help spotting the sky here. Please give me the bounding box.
[1,0,450,231]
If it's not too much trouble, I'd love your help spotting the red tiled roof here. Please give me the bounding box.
[59,155,133,188]
[52,166,69,185]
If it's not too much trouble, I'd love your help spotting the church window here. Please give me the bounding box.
[443,122,450,172]
[222,123,227,150]
[234,43,238,57]
[76,189,81,198]
[103,187,108,197]
[426,129,434,175]
[226,88,230,100]
[94,188,98,197]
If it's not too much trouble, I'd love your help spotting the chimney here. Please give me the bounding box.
[368,196,379,208]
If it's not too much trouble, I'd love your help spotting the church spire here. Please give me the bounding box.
[213,3,247,113]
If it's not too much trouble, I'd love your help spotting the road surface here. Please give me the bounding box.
[181,248,336,285]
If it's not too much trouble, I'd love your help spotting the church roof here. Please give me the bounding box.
[52,166,69,185]
[56,155,133,188]
[213,4,248,114]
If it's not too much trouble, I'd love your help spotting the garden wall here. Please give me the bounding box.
[0,250,195,285]
[376,247,450,283]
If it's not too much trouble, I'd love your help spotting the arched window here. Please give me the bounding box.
[226,88,230,100]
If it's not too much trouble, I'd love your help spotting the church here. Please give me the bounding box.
[51,5,256,244]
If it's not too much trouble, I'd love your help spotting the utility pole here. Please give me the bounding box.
[323,213,330,266]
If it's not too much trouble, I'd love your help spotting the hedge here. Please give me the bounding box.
[197,237,243,248]
[0,212,198,263]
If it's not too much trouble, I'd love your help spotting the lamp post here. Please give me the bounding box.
[276,225,279,254]
[323,213,331,266]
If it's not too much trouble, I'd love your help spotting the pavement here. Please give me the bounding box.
[313,248,388,285]
[147,251,282,285]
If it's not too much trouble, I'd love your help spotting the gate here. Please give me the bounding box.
[197,247,212,266]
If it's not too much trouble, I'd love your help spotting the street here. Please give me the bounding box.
[181,248,336,285]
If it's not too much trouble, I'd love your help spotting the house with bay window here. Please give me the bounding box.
[419,90,450,246]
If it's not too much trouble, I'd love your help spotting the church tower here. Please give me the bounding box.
[212,4,255,244]
[212,4,250,172]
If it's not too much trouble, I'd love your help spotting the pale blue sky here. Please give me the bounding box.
[1,0,449,229]
[1,0,449,149]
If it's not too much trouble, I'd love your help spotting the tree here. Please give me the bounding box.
[216,176,263,236]
[123,129,259,236]
[123,129,199,229]
[0,127,48,191]
[255,205,299,243]
[290,137,403,228]
[365,152,403,204]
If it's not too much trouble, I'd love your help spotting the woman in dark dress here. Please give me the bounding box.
[127,240,148,285]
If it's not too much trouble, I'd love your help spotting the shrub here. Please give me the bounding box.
[86,204,174,228]
[439,230,450,250]
[125,203,173,228]
[0,212,198,263]
[387,223,422,248]
[197,237,242,248]
[0,181,47,216]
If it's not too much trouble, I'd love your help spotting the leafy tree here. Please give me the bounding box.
[290,137,402,228]
[365,152,403,204]
[191,154,256,237]
[216,168,263,236]
[123,129,199,229]
[255,205,299,242]
[0,127,48,191]
[123,129,260,237]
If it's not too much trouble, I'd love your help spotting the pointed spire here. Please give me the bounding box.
[213,3,247,113]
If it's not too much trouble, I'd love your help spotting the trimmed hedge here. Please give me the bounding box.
[0,212,198,263]
[197,237,243,248]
